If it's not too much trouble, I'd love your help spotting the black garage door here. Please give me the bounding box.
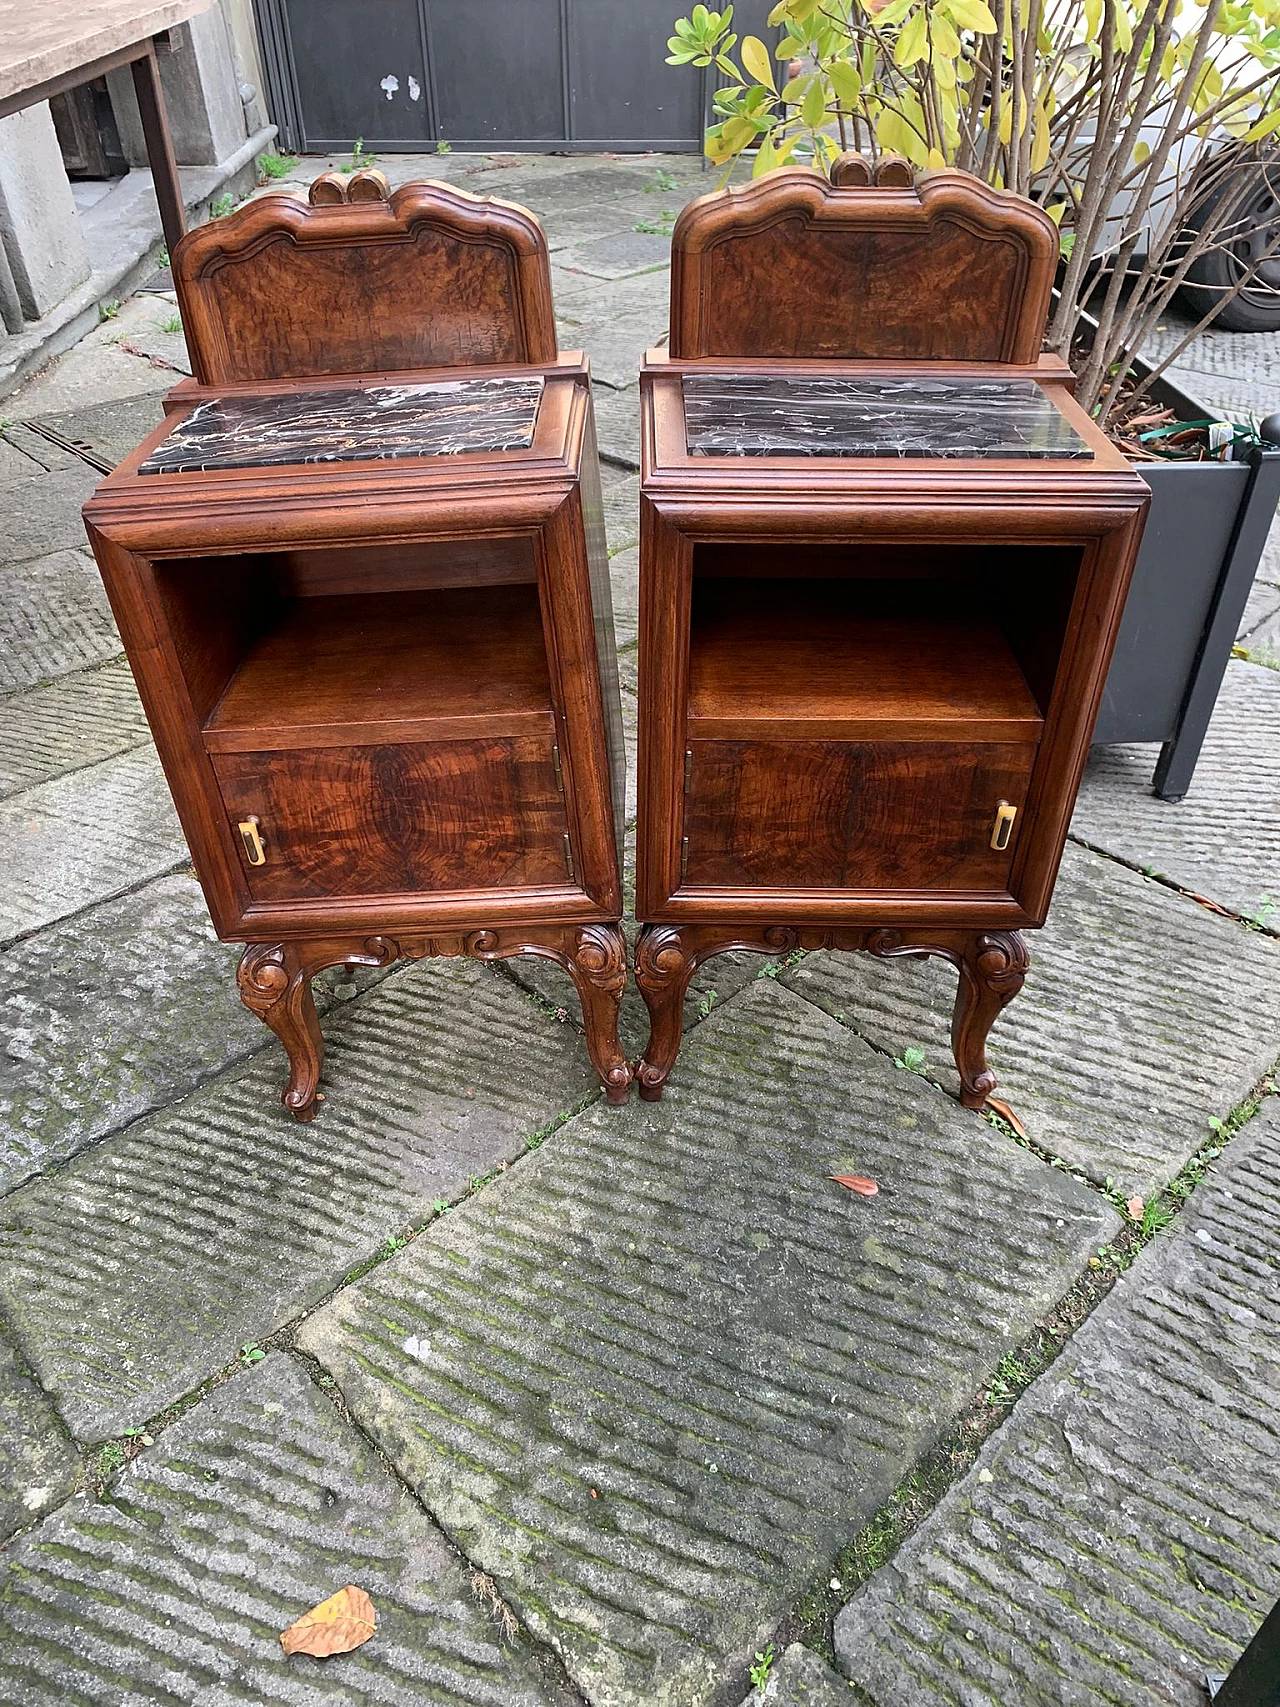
[255,0,774,153]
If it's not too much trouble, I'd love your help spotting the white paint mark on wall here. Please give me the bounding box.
[380,74,399,101]
[408,75,421,101]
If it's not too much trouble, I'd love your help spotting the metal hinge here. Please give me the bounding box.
[990,801,1018,851]
[680,835,689,881]
[552,743,564,793]
[684,747,692,793]
[237,816,266,866]
[562,831,576,880]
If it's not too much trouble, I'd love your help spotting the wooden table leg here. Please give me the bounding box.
[130,42,186,259]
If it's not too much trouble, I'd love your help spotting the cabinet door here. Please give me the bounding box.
[213,737,569,902]
[683,740,1038,892]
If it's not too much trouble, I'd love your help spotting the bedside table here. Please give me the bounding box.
[84,174,630,1117]
[633,156,1149,1106]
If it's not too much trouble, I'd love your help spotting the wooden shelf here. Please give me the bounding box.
[687,579,1044,743]
[204,585,555,752]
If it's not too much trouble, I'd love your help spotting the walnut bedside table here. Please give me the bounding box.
[633,157,1149,1106]
[84,173,630,1118]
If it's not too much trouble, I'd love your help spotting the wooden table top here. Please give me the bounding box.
[0,0,210,105]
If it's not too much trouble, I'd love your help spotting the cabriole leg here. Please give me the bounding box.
[634,925,698,1102]
[563,923,633,1105]
[237,943,326,1122]
[950,930,1030,1109]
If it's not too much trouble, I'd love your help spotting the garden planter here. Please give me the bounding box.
[1091,354,1280,801]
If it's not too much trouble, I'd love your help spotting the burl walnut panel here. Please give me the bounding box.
[212,737,569,901]
[173,177,558,385]
[668,163,1059,365]
[683,739,1039,892]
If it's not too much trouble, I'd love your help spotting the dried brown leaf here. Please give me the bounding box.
[985,1095,1028,1139]
[280,1585,376,1657]
[830,1173,879,1197]
[1126,1195,1145,1222]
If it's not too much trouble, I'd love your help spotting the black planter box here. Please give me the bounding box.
[1092,357,1280,800]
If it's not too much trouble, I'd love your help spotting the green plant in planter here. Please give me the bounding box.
[667,0,1280,419]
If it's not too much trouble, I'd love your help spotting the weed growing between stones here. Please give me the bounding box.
[773,1072,1277,1663]
[1069,830,1280,938]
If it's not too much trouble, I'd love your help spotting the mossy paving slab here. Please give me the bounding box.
[781,841,1280,1199]
[0,1354,559,1707]
[298,979,1118,1707]
[0,956,599,1442]
[0,659,149,799]
[1073,660,1280,929]
[0,746,187,945]
[0,874,257,1192]
[834,1096,1280,1707]
[738,1645,855,1706]
[0,1324,79,1545]
[0,546,121,692]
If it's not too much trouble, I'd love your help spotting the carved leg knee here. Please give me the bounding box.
[238,943,326,1121]
[950,931,1029,1109]
[564,924,633,1104]
[634,926,697,1101]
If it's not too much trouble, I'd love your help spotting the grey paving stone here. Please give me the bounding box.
[0,546,120,690]
[560,229,674,280]
[0,1323,79,1545]
[593,383,640,470]
[1239,574,1280,643]
[0,434,46,477]
[0,746,187,945]
[610,542,638,649]
[22,389,168,470]
[0,658,148,797]
[1,421,87,471]
[0,1353,558,1707]
[782,841,1280,1197]
[0,873,259,1192]
[0,955,600,1441]
[602,471,640,557]
[1075,660,1280,927]
[738,1644,854,1706]
[834,1095,1280,1707]
[298,979,1118,1707]
[0,465,100,563]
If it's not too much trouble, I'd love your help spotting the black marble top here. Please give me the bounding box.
[681,374,1091,461]
[139,376,544,475]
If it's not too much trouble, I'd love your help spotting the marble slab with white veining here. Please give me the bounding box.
[682,373,1092,460]
[139,377,544,475]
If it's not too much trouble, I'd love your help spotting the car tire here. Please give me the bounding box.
[1179,157,1280,333]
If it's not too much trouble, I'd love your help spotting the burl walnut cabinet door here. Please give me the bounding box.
[213,737,569,901]
[682,739,1038,892]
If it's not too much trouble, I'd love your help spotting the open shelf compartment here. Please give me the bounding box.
[687,542,1083,744]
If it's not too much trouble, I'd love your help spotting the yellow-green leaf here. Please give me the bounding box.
[1084,0,1102,36]
[998,98,1013,144]
[828,58,862,102]
[927,145,947,168]
[1245,107,1280,142]
[932,12,961,54]
[1132,138,1150,164]
[895,8,928,64]
[1030,102,1050,172]
[752,130,780,175]
[741,34,777,90]
[801,75,827,126]
[945,0,998,31]
[1045,201,1067,224]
